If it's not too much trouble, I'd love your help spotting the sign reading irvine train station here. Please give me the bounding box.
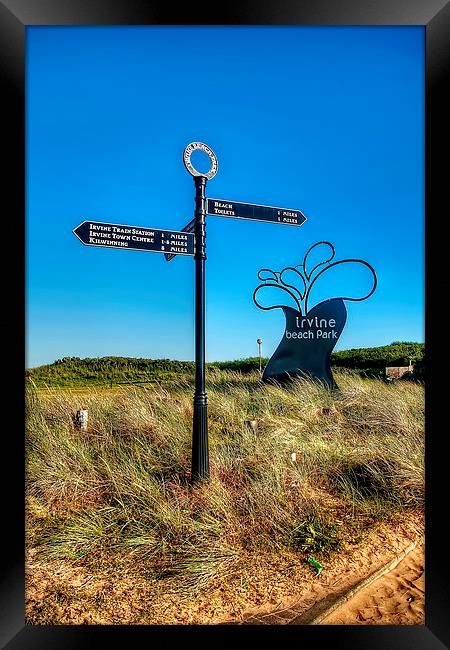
[73,221,194,256]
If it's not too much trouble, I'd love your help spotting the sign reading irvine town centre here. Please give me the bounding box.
[253,242,377,389]
[73,221,195,256]
[73,141,307,481]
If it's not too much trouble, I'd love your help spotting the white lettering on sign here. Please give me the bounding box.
[213,201,235,216]
[214,202,233,209]
[286,329,338,340]
[206,199,305,226]
[284,316,339,340]
[112,233,131,241]
[276,210,299,224]
[131,228,155,236]
[112,226,132,234]
[74,221,195,256]
[90,230,111,239]
[91,224,111,232]
[183,141,218,180]
[89,236,128,247]
[295,316,336,328]
[132,235,155,243]
[214,209,235,215]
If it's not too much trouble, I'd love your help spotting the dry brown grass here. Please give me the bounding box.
[25,371,424,623]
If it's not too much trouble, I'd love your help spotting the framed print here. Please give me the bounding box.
[1,0,449,648]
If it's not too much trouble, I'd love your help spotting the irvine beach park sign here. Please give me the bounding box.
[253,241,377,389]
[73,142,307,481]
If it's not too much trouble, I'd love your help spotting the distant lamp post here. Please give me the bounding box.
[257,338,263,375]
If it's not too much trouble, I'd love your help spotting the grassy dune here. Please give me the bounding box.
[25,370,424,621]
[25,341,424,387]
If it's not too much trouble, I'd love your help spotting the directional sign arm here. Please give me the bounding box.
[206,198,307,226]
[73,221,195,256]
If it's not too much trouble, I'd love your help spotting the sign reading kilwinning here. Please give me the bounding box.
[73,221,194,256]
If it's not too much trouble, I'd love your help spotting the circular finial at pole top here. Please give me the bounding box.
[183,142,218,180]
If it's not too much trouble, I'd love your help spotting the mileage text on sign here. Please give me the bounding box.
[73,221,195,256]
[206,199,307,226]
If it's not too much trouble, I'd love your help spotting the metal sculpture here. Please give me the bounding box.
[253,242,377,388]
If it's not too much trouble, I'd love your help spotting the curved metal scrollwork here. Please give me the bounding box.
[303,258,377,314]
[298,241,336,280]
[253,282,302,313]
[253,241,377,316]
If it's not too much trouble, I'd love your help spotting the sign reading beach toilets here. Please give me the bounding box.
[73,141,307,482]
[206,199,306,226]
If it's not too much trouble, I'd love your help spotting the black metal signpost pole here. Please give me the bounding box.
[192,175,209,481]
[182,141,219,483]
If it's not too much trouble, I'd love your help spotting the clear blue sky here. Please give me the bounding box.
[26,26,424,369]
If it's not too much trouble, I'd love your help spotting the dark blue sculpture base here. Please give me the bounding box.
[262,299,347,389]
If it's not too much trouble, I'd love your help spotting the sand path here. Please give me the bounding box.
[237,521,424,626]
[319,542,424,625]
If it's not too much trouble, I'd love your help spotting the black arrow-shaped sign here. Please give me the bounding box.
[164,196,307,262]
[73,220,195,256]
[207,198,307,226]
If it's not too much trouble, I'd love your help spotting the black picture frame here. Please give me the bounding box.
[2,1,448,647]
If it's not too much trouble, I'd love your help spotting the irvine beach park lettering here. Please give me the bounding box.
[286,315,338,339]
[286,330,338,339]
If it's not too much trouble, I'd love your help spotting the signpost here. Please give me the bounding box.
[73,141,307,482]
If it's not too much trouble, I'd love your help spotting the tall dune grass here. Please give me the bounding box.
[26,371,424,588]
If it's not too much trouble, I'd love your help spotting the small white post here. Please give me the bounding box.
[75,409,88,431]
[257,338,263,375]
[245,419,258,433]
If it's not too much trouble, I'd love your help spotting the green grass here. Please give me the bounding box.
[25,341,424,387]
[26,370,424,591]
[288,515,342,555]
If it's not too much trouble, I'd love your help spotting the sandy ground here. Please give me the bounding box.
[320,543,424,625]
[235,517,424,626]
[26,516,424,625]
